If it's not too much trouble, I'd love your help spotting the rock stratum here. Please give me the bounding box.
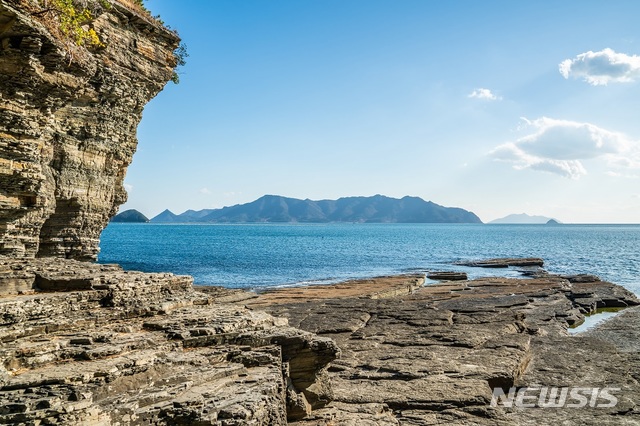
[253,272,640,425]
[0,258,340,424]
[0,0,179,260]
[2,261,638,425]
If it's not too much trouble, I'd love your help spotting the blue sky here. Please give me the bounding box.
[121,0,640,223]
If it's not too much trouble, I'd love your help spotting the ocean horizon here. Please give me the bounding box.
[99,223,640,296]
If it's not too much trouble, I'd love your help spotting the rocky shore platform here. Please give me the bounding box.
[0,258,339,425]
[1,258,639,425]
[251,267,640,425]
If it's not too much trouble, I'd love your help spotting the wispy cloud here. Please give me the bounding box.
[199,187,212,195]
[490,117,638,179]
[607,171,640,179]
[123,183,133,193]
[559,48,640,85]
[468,88,501,101]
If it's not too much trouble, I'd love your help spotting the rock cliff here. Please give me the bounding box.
[0,0,178,260]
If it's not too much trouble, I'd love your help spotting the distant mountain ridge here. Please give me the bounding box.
[150,195,482,224]
[489,213,560,224]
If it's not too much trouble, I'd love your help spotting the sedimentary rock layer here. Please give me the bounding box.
[2,258,639,425]
[456,258,545,268]
[0,259,339,424]
[253,273,640,425]
[0,0,178,260]
[246,274,426,309]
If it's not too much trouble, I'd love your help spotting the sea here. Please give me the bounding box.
[98,223,640,296]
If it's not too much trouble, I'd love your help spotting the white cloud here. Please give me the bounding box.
[123,183,133,193]
[559,48,640,85]
[199,187,212,195]
[490,117,639,179]
[607,171,640,179]
[468,88,501,100]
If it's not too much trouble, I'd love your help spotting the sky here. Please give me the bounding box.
[120,0,640,223]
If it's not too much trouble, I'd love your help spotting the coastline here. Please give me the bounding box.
[2,258,639,424]
[3,1,637,424]
[99,222,640,296]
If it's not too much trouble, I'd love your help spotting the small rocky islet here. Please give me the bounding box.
[1,1,640,424]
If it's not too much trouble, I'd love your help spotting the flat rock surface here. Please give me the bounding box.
[245,275,425,309]
[2,258,639,425]
[252,273,640,425]
[426,271,468,281]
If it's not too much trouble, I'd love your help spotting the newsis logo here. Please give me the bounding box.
[491,387,620,409]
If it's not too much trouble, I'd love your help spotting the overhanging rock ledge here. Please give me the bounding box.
[1,0,177,260]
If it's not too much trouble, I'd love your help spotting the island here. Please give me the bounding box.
[489,213,559,224]
[110,209,150,223]
[150,194,483,224]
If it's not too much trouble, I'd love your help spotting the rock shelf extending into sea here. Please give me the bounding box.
[1,257,639,424]
[456,257,546,268]
[255,267,640,425]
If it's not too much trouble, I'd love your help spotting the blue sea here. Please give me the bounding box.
[98,223,640,295]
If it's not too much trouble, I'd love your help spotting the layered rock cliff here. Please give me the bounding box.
[0,0,178,260]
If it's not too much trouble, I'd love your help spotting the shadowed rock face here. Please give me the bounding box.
[0,0,179,260]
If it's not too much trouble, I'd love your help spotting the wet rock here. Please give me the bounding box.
[427,271,468,281]
[458,258,545,268]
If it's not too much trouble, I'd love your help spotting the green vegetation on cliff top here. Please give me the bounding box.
[31,0,186,83]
